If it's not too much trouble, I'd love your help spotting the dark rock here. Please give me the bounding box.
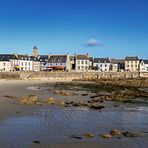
[81,94,88,96]
[122,131,139,137]
[71,135,83,140]
[33,141,41,144]
[90,104,105,110]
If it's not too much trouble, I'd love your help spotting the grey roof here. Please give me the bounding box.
[75,55,89,60]
[111,59,125,64]
[125,56,139,61]
[93,58,110,63]
[17,55,31,60]
[142,60,148,64]
[38,55,48,62]
[30,56,40,61]
[0,54,18,61]
[48,55,67,63]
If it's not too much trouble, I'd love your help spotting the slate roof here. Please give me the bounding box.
[75,55,89,60]
[0,54,18,61]
[48,55,67,63]
[17,55,31,60]
[111,59,125,64]
[125,56,139,61]
[142,60,148,64]
[38,55,48,62]
[93,58,110,63]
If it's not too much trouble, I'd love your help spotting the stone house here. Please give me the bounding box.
[125,56,139,72]
[45,54,71,71]
[74,54,90,71]
[0,55,11,72]
[110,59,125,72]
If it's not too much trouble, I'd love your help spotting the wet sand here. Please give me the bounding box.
[0,80,148,148]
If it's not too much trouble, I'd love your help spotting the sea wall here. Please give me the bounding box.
[21,71,148,81]
[0,71,148,80]
[0,72,20,80]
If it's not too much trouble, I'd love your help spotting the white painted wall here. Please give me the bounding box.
[75,60,89,71]
[93,63,111,71]
[0,61,11,72]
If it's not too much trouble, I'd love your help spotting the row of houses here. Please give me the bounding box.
[0,47,148,72]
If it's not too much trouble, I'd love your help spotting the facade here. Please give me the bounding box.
[140,60,148,72]
[46,54,71,71]
[0,55,11,72]
[93,58,111,71]
[89,57,93,70]
[0,54,19,71]
[31,56,40,71]
[125,56,139,72]
[110,59,125,72]
[17,55,33,71]
[70,56,75,70]
[38,55,48,70]
[74,54,90,71]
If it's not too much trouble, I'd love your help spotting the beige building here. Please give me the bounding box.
[125,56,139,72]
[0,55,11,72]
[75,54,90,71]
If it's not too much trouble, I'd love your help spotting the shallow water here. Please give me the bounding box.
[0,105,148,148]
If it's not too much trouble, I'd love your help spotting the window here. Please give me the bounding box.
[29,62,30,66]
[25,62,27,66]
[100,64,102,67]
[78,66,80,70]
[22,63,23,66]
[3,63,6,66]
[85,61,87,64]
[105,64,107,67]
[77,60,80,64]
[81,61,84,64]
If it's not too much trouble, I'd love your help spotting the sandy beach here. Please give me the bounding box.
[0,80,148,148]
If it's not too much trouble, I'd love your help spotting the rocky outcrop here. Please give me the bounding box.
[18,95,39,105]
[52,90,76,96]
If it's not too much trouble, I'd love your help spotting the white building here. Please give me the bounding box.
[75,54,90,71]
[17,55,33,71]
[93,58,111,71]
[140,60,148,72]
[125,56,139,72]
[45,54,71,71]
[0,55,11,72]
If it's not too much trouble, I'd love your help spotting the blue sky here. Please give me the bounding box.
[0,0,148,58]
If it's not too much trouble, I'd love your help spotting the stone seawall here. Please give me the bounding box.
[21,71,148,81]
[0,71,148,80]
[0,72,20,80]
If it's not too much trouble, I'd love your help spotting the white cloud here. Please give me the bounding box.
[85,39,103,47]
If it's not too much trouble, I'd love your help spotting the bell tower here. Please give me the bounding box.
[32,46,38,57]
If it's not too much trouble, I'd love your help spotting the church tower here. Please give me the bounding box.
[32,46,38,57]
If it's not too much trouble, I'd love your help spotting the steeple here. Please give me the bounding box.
[32,46,38,57]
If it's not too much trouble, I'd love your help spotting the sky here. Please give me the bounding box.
[0,0,148,58]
